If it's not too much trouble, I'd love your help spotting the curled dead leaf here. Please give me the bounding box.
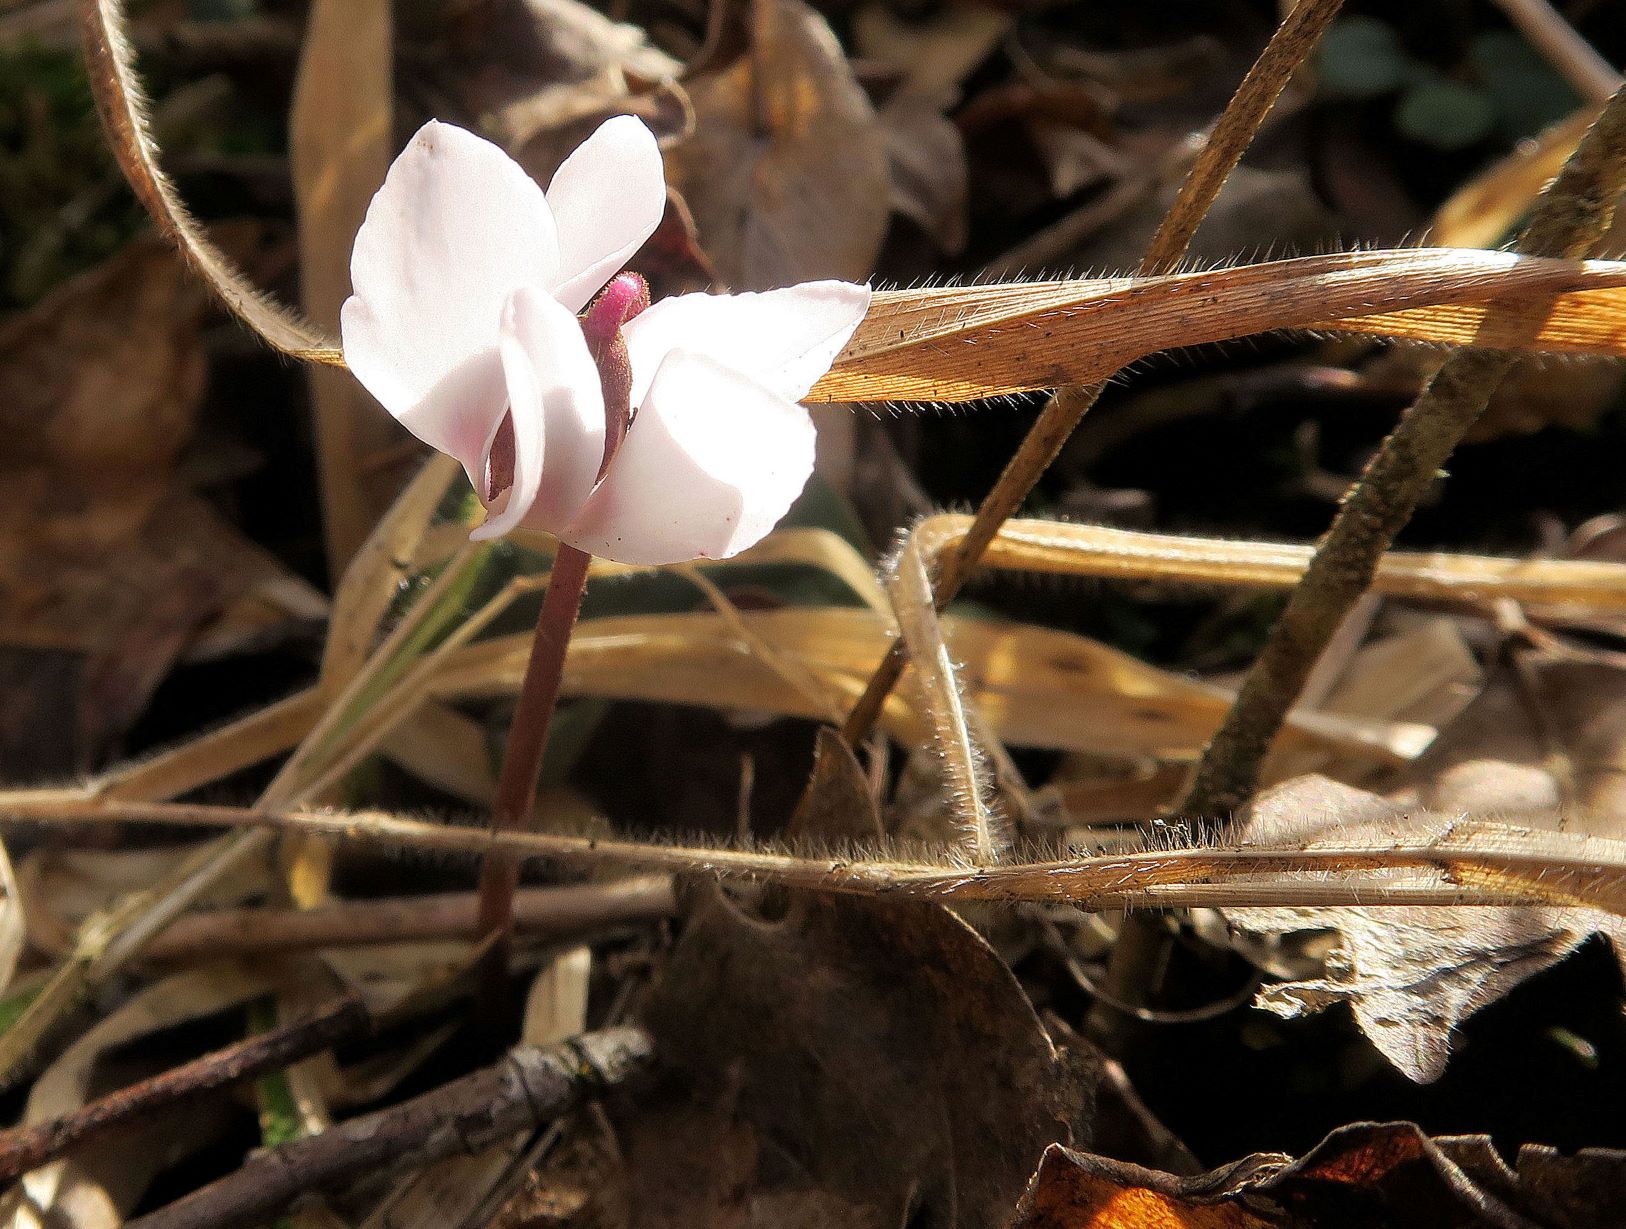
[1228,775,1626,1082]
[669,0,891,289]
[1013,1122,1626,1229]
[453,0,685,186]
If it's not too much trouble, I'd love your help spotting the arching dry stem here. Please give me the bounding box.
[1181,84,1626,820]
[841,0,1348,742]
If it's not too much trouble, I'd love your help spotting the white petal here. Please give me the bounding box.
[620,281,870,407]
[562,352,815,565]
[473,288,607,541]
[469,417,543,544]
[342,121,561,468]
[546,116,666,313]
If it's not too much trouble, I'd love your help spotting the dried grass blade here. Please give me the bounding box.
[810,249,1626,402]
[929,514,1626,615]
[1432,106,1601,249]
[291,0,399,570]
[322,453,463,687]
[888,539,1005,862]
[414,609,1415,764]
[0,840,24,1000]
[675,564,850,726]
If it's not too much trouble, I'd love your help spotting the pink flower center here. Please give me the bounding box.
[482,273,651,509]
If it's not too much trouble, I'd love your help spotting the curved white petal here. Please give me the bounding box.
[342,121,561,467]
[473,287,607,541]
[562,352,815,565]
[620,281,870,407]
[546,116,667,313]
[469,417,543,544]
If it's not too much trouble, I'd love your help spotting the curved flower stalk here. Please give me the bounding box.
[340,116,871,566]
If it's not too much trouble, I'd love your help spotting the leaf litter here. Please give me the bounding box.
[7,0,1626,1226]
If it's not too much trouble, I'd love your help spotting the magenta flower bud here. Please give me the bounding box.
[581,273,651,477]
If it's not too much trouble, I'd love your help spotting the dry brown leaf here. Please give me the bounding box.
[669,0,890,289]
[0,240,205,472]
[880,93,969,254]
[1027,116,1125,201]
[620,890,1093,1229]
[0,240,325,777]
[1228,775,1626,1082]
[454,0,684,186]
[1391,646,1626,825]
[1013,1122,1624,1229]
[852,0,1010,100]
[1266,614,1483,786]
[377,700,499,805]
[785,727,884,843]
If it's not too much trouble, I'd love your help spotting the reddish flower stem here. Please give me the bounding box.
[473,540,593,984]
[472,273,649,1018]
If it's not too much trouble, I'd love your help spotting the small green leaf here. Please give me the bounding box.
[1318,16,1409,99]
[0,982,42,1038]
[1394,76,1497,150]
[249,998,305,1148]
[1470,30,1581,141]
[187,0,259,20]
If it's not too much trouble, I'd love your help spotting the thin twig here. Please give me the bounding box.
[130,878,675,963]
[1180,84,1626,819]
[0,996,370,1182]
[841,0,1346,743]
[123,1027,654,1229]
[1489,0,1620,104]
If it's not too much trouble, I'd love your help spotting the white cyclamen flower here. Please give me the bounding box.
[340,116,871,565]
